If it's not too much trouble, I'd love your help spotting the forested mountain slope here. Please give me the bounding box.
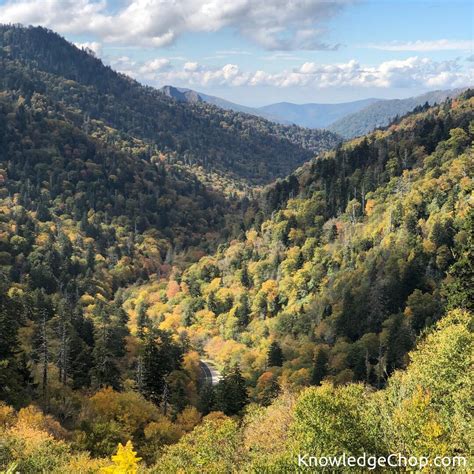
[2,271,471,472]
[159,85,463,135]
[0,82,253,413]
[0,24,472,473]
[126,91,473,392]
[0,88,235,250]
[160,85,288,124]
[258,98,379,128]
[154,309,472,472]
[328,88,466,138]
[0,25,339,194]
[0,84,471,470]
[0,30,249,416]
[159,85,378,128]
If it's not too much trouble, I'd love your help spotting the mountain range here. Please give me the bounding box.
[0,25,339,196]
[160,85,378,128]
[328,88,466,137]
[160,84,288,123]
[0,23,472,473]
[161,84,466,137]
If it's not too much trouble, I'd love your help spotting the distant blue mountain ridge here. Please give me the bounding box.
[160,85,466,138]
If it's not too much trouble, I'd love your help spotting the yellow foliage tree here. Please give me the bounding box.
[101,441,141,474]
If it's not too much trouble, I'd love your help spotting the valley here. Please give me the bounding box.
[0,24,472,474]
[160,84,464,138]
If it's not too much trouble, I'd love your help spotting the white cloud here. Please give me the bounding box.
[74,41,102,57]
[166,63,248,87]
[108,55,138,77]
[126,56,473,90]
[184,62,200,72]
[1,0,107,34]
[367,39,474,52]
[133,58,172,79]
[261,52,304,61]
[0,0,350,50]
[140,58,171,73]
[110,56,136,69]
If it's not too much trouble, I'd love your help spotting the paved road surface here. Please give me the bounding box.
[200,359,222,386]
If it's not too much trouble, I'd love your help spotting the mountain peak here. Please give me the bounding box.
[160,85,202,103]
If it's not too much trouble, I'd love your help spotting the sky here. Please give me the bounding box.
[0,0,473,106]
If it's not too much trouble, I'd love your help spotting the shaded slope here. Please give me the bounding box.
[328,88,466,138]
[0,25,340,192]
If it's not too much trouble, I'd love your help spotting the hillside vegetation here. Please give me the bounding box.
[128,92,472,391]
[0,25,339,195]
[0,24,472,473]
[154,309,472,472]
[258,97,379,128]
[1,309,471,472]
[328,89,465,139]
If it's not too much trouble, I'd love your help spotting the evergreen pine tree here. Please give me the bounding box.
[141,329,183,405]
[311,348,328,386]
[236,293,250,328]
[197,382,215,416]
[90,302,125,390]
[443,209,473,312]
[0,284,34,407]
[136,302,148,339]
[240,264,251,288]
[267,341,284,367]
[214,366,248,415]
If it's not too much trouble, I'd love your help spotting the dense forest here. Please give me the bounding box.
[0,24,472,474]
[124,91,473,391]
[328,89,464,139]
[0,25,339,195]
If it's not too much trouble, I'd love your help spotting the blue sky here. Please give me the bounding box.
[0,0,472,105]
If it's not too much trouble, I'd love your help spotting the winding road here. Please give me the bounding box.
[199,359,222,386]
